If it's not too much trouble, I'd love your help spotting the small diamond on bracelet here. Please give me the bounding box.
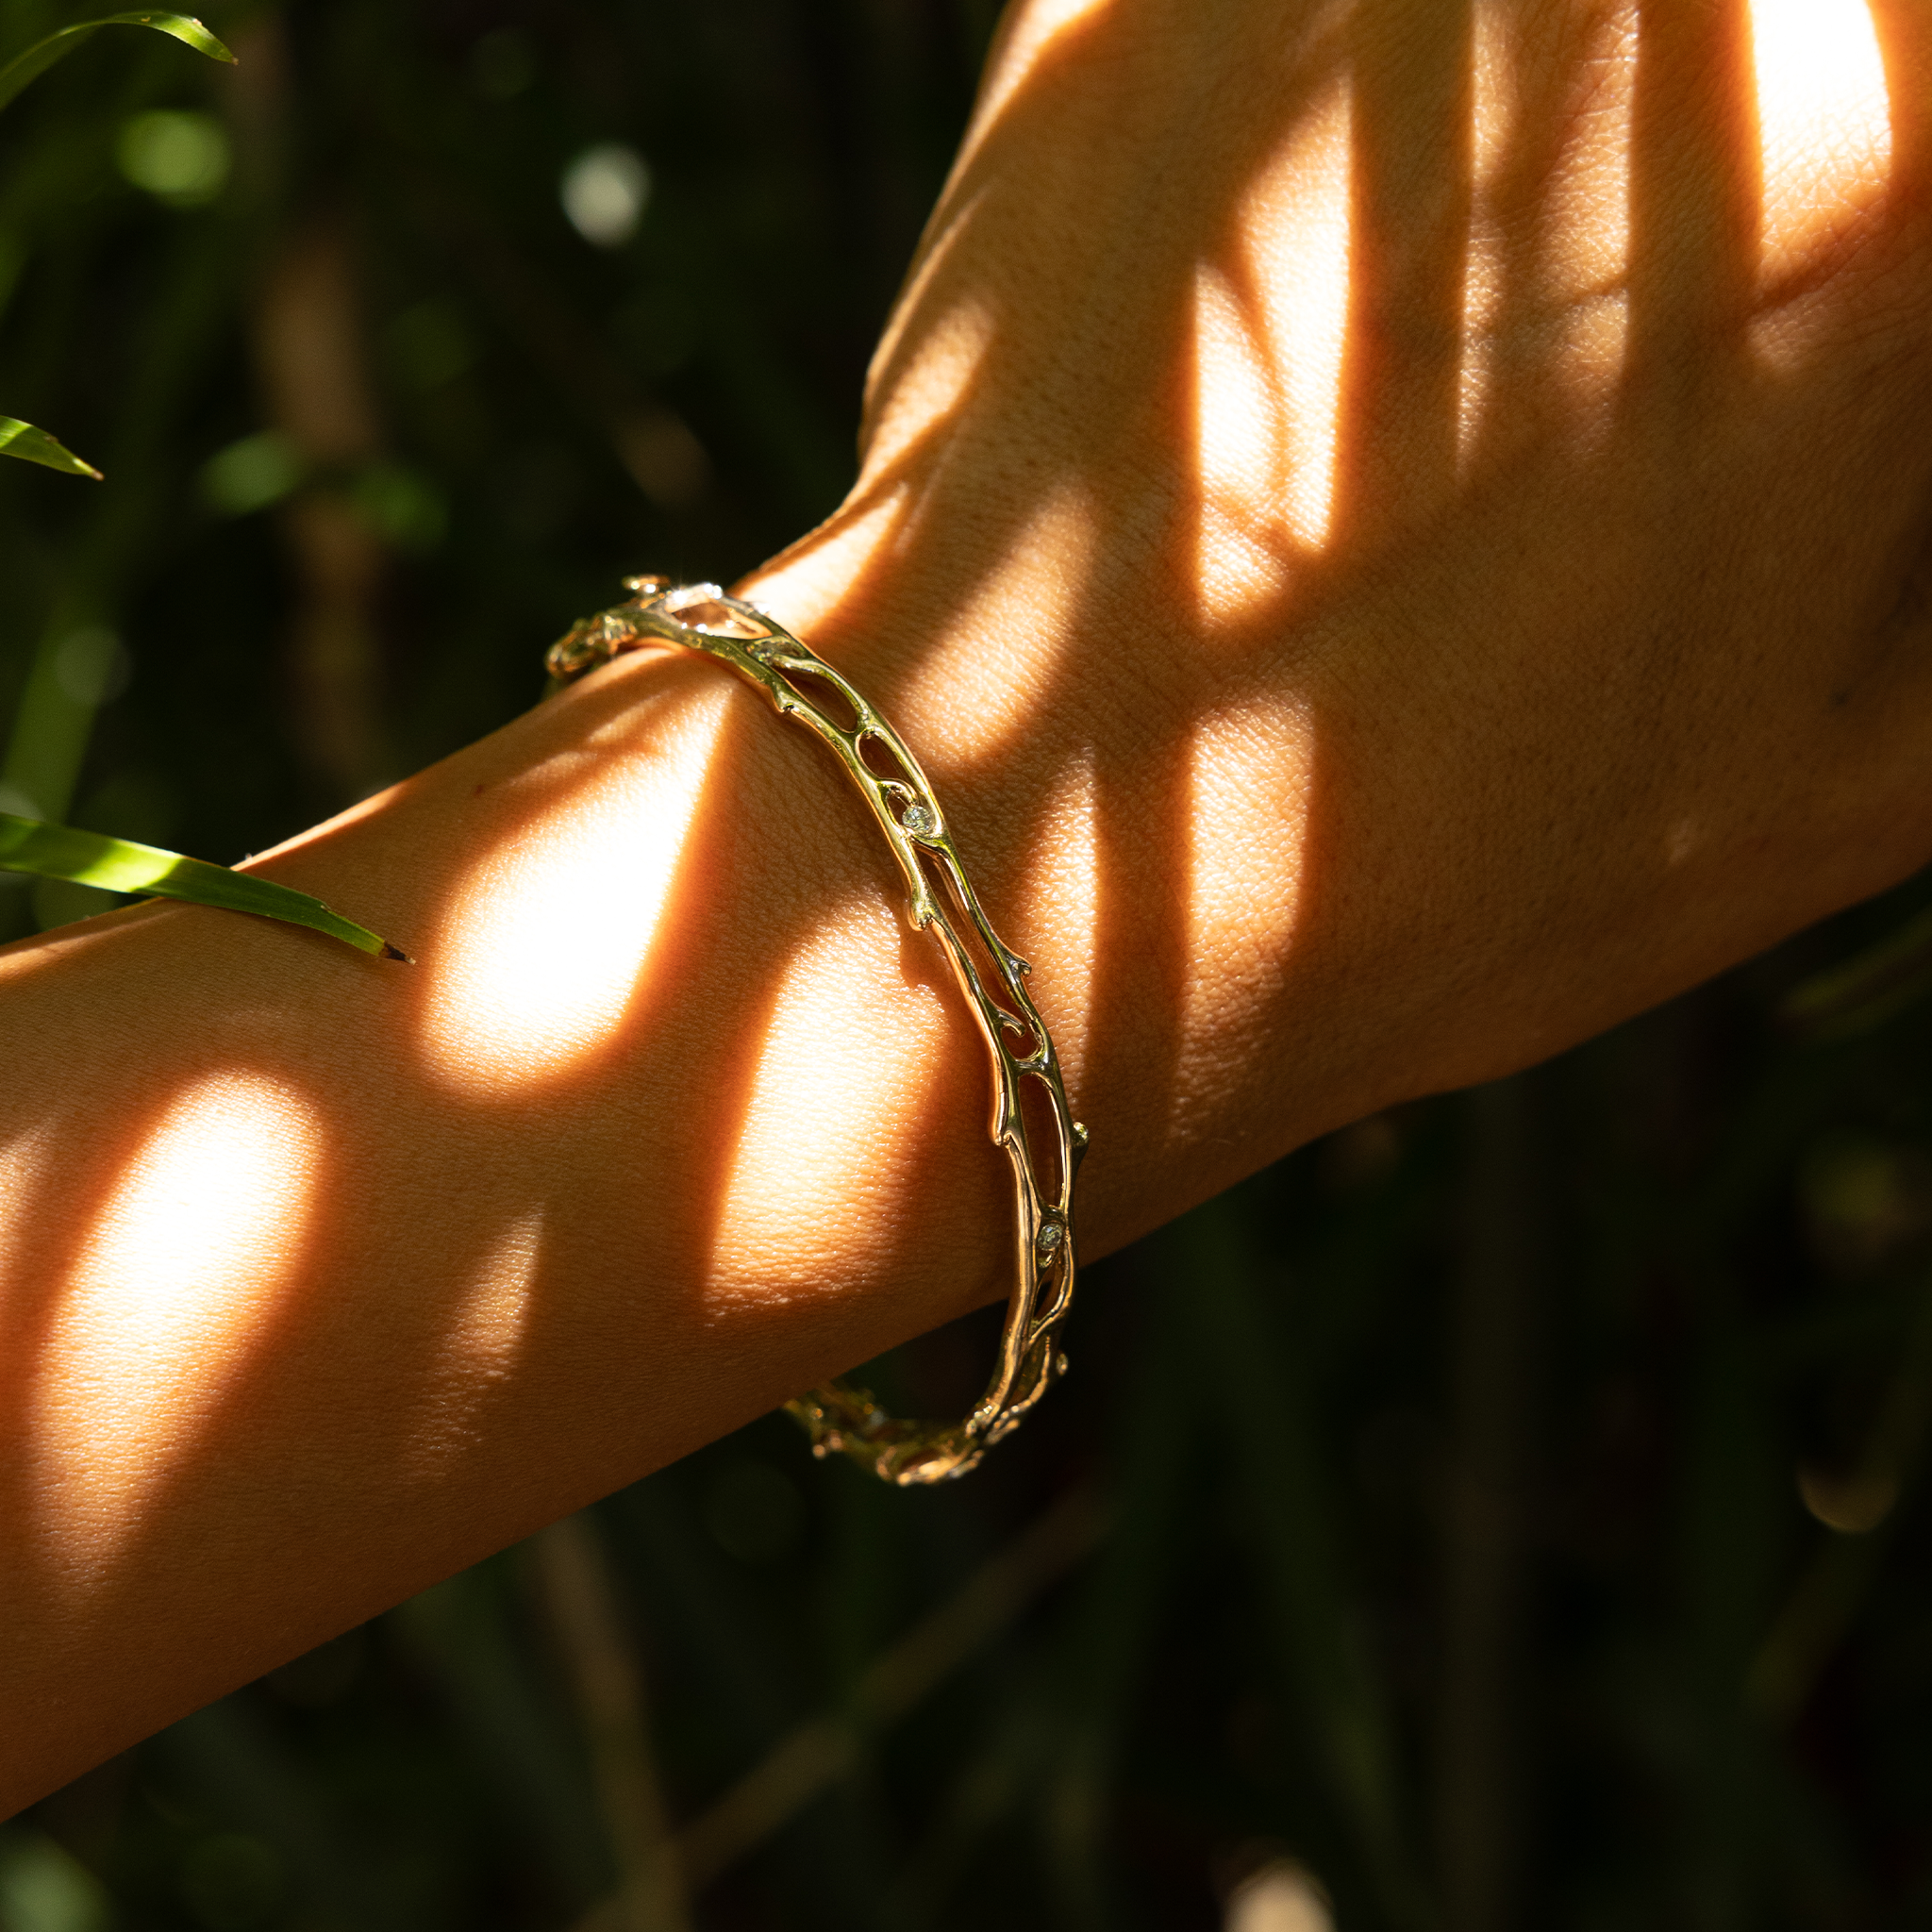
[901,803,937,837]
[1036,1218,1065,1256]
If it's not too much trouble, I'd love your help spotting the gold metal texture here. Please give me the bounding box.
[546,578,1088,1484]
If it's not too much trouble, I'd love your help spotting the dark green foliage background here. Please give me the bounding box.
[6,3,1932,1927]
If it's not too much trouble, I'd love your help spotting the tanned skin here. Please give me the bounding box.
[6,0,1932,1812]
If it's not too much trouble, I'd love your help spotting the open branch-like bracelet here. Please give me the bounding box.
[546,577,1088,1486]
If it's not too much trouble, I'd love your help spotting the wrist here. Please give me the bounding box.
[735,515,1355,1252]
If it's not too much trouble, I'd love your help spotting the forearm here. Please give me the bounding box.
[0,631,962,1807]
[12,0,1932,1815]
[0,538,1339,1810]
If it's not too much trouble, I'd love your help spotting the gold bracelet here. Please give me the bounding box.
[546,577,1088,1486]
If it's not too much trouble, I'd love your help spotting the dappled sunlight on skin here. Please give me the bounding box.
[1457,7,1514,467]
[955,0,1120,183]
[26,1074,325,1568]
[1192,265,1294,621]
[743,479,912,636]
[714,908,956,1304]
[400,1208,545,1484]
[1193,75,1352,625]
[0,1124,56,1307]
[1539,9,1636,415]
[1174,698,1314,1136]
[892,481,1096,767]
[1254,75,1353,554]
[1011,753,1101,1096]
[859,263,997,484]
[11,0,1932,1819]
[417,675,731,1093]
[1749,0,1891,292]
[1460,5,1637,464]
[1472,2,1517,189]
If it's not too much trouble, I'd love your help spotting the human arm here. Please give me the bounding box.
[8,0,1932,1811]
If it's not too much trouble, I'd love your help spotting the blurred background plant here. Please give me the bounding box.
[6,2,1932,1928]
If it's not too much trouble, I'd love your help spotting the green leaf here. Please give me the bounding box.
[0,415,102,478]
[1783,906,1932,1042]
[0,814,408,959]
[0,12,235,117]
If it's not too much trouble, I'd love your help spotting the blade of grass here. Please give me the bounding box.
[1781,906,1932,1042]
[886,1684,1058,1923]
[1670,1272,1800,1919]
[604,1476,807,1769]
[1437,1077,1544,1932]
[1171,1191,1426,1929]
[1041,1266,1200,1930]
[1,217,243,824]
[0,813,408,958]
[391,1566,611,1907]
[0,12,234,115]
[146,1696,406,1932]
[1748,1262,1932,1724]
[666,1484,1104,1899]
[0,416,101,478]
[605,1464,898,1922]
[530,1512,692,1932]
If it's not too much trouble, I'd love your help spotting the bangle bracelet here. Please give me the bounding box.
[546,577,1089,1486]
